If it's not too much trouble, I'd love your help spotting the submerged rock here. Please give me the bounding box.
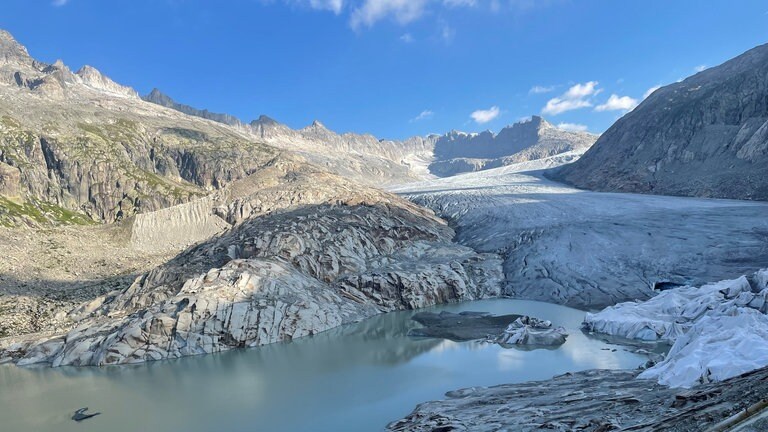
[495,316,567,347]
[408,311,520,341]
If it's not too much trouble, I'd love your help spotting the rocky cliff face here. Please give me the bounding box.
[553,43,768,200]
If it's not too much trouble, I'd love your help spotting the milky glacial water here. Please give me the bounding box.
[0,299,653,432]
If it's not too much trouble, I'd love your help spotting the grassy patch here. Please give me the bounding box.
[0,196,95,227]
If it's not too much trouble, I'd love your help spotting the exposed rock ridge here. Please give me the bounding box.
[1,203,503,366]
[142,88,244,128]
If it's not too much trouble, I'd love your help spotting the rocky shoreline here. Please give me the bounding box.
[388,366,768,431]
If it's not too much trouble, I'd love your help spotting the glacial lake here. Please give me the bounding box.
[0,299,653,432]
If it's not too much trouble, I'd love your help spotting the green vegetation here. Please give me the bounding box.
[0,196,95,227]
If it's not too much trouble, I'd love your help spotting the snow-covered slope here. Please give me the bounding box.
[393,161,768,309]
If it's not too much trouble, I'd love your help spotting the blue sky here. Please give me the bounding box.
[2,1,767,139]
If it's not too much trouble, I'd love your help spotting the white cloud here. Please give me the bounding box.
[308,0,344,13]
[444,0,477,6]
[400,33,414,43]
[411,109,434,122]
[694,64,707,73]
[643,85,661,99]
[541,81,599,116]
[557,122,588,132]
[563,81,600,99]
[529,85,555,94]
[595,94,638,112]
[470,106,500,124]
[441,24,456,43]
[52,0,69,5]
[350,0,430,29]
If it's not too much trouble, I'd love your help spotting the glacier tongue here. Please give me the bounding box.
[584,269,768,388]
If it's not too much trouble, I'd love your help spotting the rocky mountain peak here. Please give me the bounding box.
[144,87,171,104]
[310,120,327,129]
[76,64,139,99]
[0,29,31,64]
[251,114,280,127]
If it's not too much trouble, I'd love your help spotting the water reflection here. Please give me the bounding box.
[0,299,654,432]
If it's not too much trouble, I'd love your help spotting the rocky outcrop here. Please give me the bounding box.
[0,161,20,197]
[407,311,521,341]
[1,203,502,366]
[495,316,567,346]
[142,88,244,127]
[553,43,768,201]
[76,65,139,99]
[388,366,768,432]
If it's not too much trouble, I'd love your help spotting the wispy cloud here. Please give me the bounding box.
[595,94,638,112]
[308,0,344,13]
[557,122,588,132]
[350,0,431,29]
[541,81,600,116]
[694,64,708,73]
[441,24,456,43]
[52,0,69,6]
[411,109,434,122]
[470,106,500,124]
[643,85,661,99]
[529,85,555,94]
[399,33,414,43]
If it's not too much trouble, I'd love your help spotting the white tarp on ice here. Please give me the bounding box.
[583,269,768,388]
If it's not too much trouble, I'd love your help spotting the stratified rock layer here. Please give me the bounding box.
[2,204,502,366]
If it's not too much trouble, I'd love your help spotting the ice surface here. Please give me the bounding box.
[586,270,768,388]
[393,161,768,308]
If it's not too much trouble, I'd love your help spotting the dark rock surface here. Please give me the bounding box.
[388,366,768,431]
[408,311,520,341]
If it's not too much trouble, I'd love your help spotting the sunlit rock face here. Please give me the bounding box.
[3,204,503,366]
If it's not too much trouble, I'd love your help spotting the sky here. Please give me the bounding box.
[2,0,767,139]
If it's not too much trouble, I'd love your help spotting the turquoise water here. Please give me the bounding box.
[0,299,651,432]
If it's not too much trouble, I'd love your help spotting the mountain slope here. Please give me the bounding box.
[553,43,768,200]
[141,89,596,182]
[0,29,503,362]
[142,88,245,128]
[0,29,282,224]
